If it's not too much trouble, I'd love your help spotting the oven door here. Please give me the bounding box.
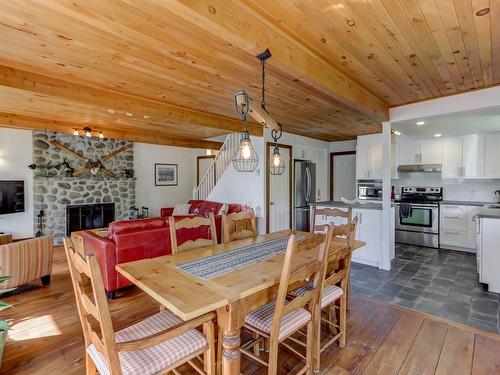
[395,204,439,234]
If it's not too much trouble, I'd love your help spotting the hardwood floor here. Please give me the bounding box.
[2,246,500,374]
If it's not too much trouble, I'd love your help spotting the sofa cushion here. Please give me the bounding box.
[187,200,204,215]
[228,204,245,214]
[172,203,191,216]
[197,201,223,217]
[108,218,166,237]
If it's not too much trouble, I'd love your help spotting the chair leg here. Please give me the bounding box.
[106,291,116,300]
[312,305,321,372]
[216,326,223,375]
[327,304,337,333]
[267,339,279,375]
[86,353,97,375]
[339,295,347,348]
[40,274,51,286]
[203,321,216,375]
[305,321,313,375]
[253,332,261,356]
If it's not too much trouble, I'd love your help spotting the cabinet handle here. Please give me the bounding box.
[444,216,461,219]
[444,231,461,235]
[415,154,418,163]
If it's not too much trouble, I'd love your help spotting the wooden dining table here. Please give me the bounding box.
[116,230,365,375]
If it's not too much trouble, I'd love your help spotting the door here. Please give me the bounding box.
[398,141,419,165]
[331,152,356,201]
[463,134,484,178]
[268,145,291,233]
[442,137,462,178]
[419,139,442,164]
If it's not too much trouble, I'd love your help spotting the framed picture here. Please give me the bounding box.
[154,163,178,186]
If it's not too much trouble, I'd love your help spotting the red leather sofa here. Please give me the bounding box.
[80,200,245,299]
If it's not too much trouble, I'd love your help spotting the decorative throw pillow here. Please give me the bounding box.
[218,203,229,215]
[172,203,191,216]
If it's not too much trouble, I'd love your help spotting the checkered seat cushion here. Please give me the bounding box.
[87,311,207,375]
[245,301,311,340]
[289,283,344,308]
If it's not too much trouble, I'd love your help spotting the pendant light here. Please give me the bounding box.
[232,91,259,172]
[269,124,285,175]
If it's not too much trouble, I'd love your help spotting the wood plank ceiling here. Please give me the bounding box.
[0,1,498,146]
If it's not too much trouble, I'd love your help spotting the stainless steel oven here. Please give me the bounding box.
[358,180,382,201]
[395,203,440,248]
[395,187,442,248]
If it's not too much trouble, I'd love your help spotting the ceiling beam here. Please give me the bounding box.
[0,65,262,137]
[164,0,389,121]
[0,113,224,150]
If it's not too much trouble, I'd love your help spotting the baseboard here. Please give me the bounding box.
[439,244,476,253]
[352,256,380,268]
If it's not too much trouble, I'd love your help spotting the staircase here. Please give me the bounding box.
[193,133,240,200]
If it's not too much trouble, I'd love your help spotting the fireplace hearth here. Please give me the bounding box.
[66,203,115,235]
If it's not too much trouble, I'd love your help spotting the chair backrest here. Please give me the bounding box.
[169,212,218,253]
[323,217,358,291]
[311,206,352,233]
[63,237,122,374]
[221,209,257,244]
[270,228,332,343]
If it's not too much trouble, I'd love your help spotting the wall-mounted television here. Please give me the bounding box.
[0,180,25,215]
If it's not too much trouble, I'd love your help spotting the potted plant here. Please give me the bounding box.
[0,275,11,366]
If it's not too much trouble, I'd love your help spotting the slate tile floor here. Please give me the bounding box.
[350,243,500,333]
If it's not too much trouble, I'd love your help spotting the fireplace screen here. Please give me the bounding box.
[66,203,115,235]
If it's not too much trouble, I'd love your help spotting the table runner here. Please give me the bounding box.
[177,235,303,280]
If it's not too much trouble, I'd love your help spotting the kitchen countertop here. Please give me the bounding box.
[475,208,500,219]
[311,200,385,210]
[441,200,494,207]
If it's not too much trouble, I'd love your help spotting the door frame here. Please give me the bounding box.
[196,155,215,185]
[330,151,356,201]
[265,142,293,233]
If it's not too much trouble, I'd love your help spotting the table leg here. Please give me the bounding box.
[217,304,243,375]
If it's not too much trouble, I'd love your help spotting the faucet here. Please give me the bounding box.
[495,190,500,203]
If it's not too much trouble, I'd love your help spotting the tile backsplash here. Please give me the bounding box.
[393,172,500,202]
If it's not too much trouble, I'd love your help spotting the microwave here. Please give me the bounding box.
[358,180,382,200]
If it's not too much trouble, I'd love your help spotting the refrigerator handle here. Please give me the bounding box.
[306,165,312,203]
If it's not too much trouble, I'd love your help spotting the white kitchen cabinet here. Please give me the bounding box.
[478,217,500,293]
[352,208,383,268]
[356,134,382,179]
[442,137,462,178]
[463,135,484,178]
[484,133,500,178]
[419,139,442,164]
[311,205,383,269]
[391,142,399,179]
[440,203,477,251]
[397,139,441,165]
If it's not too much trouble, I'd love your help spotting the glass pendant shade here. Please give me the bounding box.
[232,130,258,172]
[269,146,285,175]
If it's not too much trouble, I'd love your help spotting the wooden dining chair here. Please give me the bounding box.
[289,218,358,371]
[311,206,352,233]
[169,212,218,254]
[240,229,332,375]
[221,209,257,244]
[63,237,217,375]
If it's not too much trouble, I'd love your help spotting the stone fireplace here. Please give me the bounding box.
[32,131,136,244]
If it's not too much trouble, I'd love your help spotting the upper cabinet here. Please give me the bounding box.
[357,134,383,179]
[397,139,442,165]
[484,133,500,178]
[442,134,485,178]
[442,137,463,178]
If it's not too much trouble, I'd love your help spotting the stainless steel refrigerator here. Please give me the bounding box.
[294,160,316,231]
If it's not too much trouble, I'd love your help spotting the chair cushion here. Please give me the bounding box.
[289,283,344,309]
[87,311,207,375]
[172,203,191,216]
[245,301,311,340]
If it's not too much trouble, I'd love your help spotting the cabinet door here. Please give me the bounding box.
[352,209,382,266]
[442,137,462,178]
[466,206,479,249]
[356,143,368,179]
[398,141,419,165]
[420,139,442,164]
[369,141,383,179]
[391,142,399,179]
[463,134,484,178]
[484,133,500,177]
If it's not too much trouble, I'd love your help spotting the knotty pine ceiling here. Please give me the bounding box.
[0,1,498,145]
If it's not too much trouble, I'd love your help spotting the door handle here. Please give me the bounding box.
[270,202,274,205]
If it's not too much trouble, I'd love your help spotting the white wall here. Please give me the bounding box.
[134,143,205,217]
[393,172,500,202]
[208,136,266,233]
[0,128,34,239]
[329,140,357,153]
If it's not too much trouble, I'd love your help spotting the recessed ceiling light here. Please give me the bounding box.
[392,130,402,136]
[434,133,442,138]
[416,121,425,126]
